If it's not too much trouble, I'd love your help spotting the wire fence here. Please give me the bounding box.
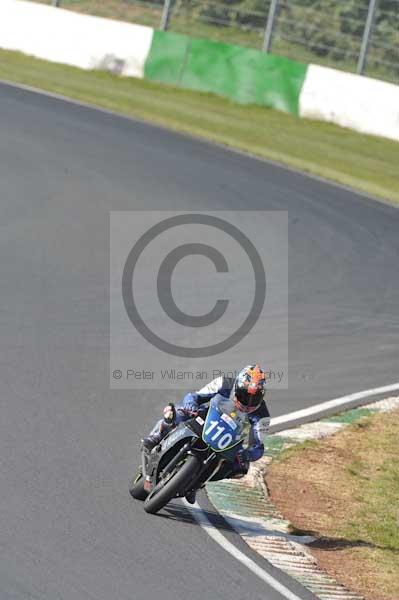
[39,1,399,83]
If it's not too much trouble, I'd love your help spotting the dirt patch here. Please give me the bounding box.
[266,411,399,600]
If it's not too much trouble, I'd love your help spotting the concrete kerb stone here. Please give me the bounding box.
[206,395,399,600]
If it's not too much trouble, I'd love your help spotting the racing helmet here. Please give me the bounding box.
[234,364,266,413]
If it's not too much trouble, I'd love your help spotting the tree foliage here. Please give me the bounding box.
[173,0,398,73]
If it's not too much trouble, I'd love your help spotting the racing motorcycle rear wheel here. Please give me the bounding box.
[143,454,199,514]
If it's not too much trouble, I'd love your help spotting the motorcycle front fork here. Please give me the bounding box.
[198,452,226,485]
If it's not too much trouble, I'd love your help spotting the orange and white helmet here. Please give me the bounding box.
[234,364,266,413]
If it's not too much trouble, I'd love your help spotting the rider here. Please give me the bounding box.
[142,364,271,504]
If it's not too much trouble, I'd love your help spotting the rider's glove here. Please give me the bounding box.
[181,394,199,415]
[235,448,250,473]
[162,403,176,425]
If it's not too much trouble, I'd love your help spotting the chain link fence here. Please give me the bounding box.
[38,1,399,82]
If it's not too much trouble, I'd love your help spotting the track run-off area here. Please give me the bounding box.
[0,81,398,600]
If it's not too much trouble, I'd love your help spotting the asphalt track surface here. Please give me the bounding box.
[1,81,398,600]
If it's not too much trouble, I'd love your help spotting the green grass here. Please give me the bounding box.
[274,438,319,462]
[268,410,399,599]
[344,418,399,553]
[342,413,399,596]
[0,48,398,204]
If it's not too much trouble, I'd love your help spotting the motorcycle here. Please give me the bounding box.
[129,394,247,514]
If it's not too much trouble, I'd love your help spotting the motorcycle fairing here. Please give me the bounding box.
[202,395,245,452]
[158,424,199,460]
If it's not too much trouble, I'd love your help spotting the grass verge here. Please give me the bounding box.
[0,49,398,204]
[266,410,399,600]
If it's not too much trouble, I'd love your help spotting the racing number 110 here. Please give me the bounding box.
[204,420,233,450]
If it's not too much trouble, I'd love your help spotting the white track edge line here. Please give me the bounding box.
[1,69,397,600]
[270,382,399,430]
[185,382,399,600]
[183,499,304,600]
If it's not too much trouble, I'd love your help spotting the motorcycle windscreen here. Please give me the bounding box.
[202,400,243,452]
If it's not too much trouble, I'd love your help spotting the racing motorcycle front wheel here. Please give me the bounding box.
[129,468,148,501]
[143,454,200,514]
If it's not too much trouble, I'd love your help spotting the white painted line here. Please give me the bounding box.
[270,382,399,431]
[185,383,399,599]
[183,499,305,600]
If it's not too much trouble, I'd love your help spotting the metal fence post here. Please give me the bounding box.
[52,0,61,6]
[160,0,172,31]
[262,0,279,52]
[357,0,379,75]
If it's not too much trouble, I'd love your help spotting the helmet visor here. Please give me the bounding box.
[235,388,263,413]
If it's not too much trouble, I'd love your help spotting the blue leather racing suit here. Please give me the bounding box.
[149,376,270,464]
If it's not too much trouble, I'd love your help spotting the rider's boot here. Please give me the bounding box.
[142,404,177,451]
[185,489,197,505]
[142,433,162,451]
